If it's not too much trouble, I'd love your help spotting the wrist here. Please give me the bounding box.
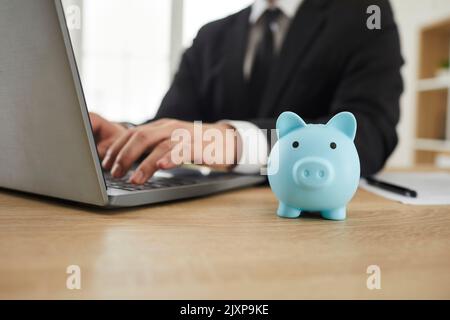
[214,122,239,170]
[219,120,268,174]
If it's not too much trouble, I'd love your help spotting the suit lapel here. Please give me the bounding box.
[259,0,329,116]
[222,7,251,119]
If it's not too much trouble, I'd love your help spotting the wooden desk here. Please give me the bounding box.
[0,183,449,299]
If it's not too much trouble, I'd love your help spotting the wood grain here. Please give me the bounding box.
[0,178,449,299]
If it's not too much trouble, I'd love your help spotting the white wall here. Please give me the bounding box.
[80,0,172,124]
[66,0,252,124]
[387,0,450,167]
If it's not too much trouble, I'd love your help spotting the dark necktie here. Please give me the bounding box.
[247,8,282,115]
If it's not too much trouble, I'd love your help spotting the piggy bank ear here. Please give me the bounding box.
[276,112,307,138]
[326,112,357,141]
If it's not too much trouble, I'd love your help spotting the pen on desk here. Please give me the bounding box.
[365,176,418,198]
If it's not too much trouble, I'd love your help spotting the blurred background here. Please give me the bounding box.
[63,0,450,169]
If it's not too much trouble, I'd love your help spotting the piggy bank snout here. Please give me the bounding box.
[293,157,334,189]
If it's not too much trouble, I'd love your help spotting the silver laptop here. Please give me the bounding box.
[0,0,265,207]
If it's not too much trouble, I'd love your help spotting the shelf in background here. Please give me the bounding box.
[415,17,450,165]
[417,76,450,91]
[415,138,450,152]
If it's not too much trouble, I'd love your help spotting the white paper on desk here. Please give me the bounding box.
[359,172,450,205]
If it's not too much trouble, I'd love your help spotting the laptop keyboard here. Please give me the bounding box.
[105,176,200,191]
[104,168,238,192]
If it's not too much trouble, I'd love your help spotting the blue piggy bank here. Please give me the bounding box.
[267,111,360,220]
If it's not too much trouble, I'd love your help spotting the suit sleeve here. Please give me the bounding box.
[250,1,403,177]
[328,1,403,176]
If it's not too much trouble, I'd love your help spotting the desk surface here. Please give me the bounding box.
[0,180,449,299]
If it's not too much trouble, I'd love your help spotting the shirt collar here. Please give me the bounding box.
[249,0,304,23]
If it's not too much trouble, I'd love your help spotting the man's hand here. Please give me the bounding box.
[89,114,238,185]
[90,112,127,159]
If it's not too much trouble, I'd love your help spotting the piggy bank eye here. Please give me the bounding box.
[330,142,337,149]
[292,141,299,149]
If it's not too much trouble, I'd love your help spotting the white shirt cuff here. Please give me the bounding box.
[221,120,268,175]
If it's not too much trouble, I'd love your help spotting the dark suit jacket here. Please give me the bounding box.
[153,0,404,176]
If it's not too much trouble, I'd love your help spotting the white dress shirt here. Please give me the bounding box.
[227,0,303,174]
